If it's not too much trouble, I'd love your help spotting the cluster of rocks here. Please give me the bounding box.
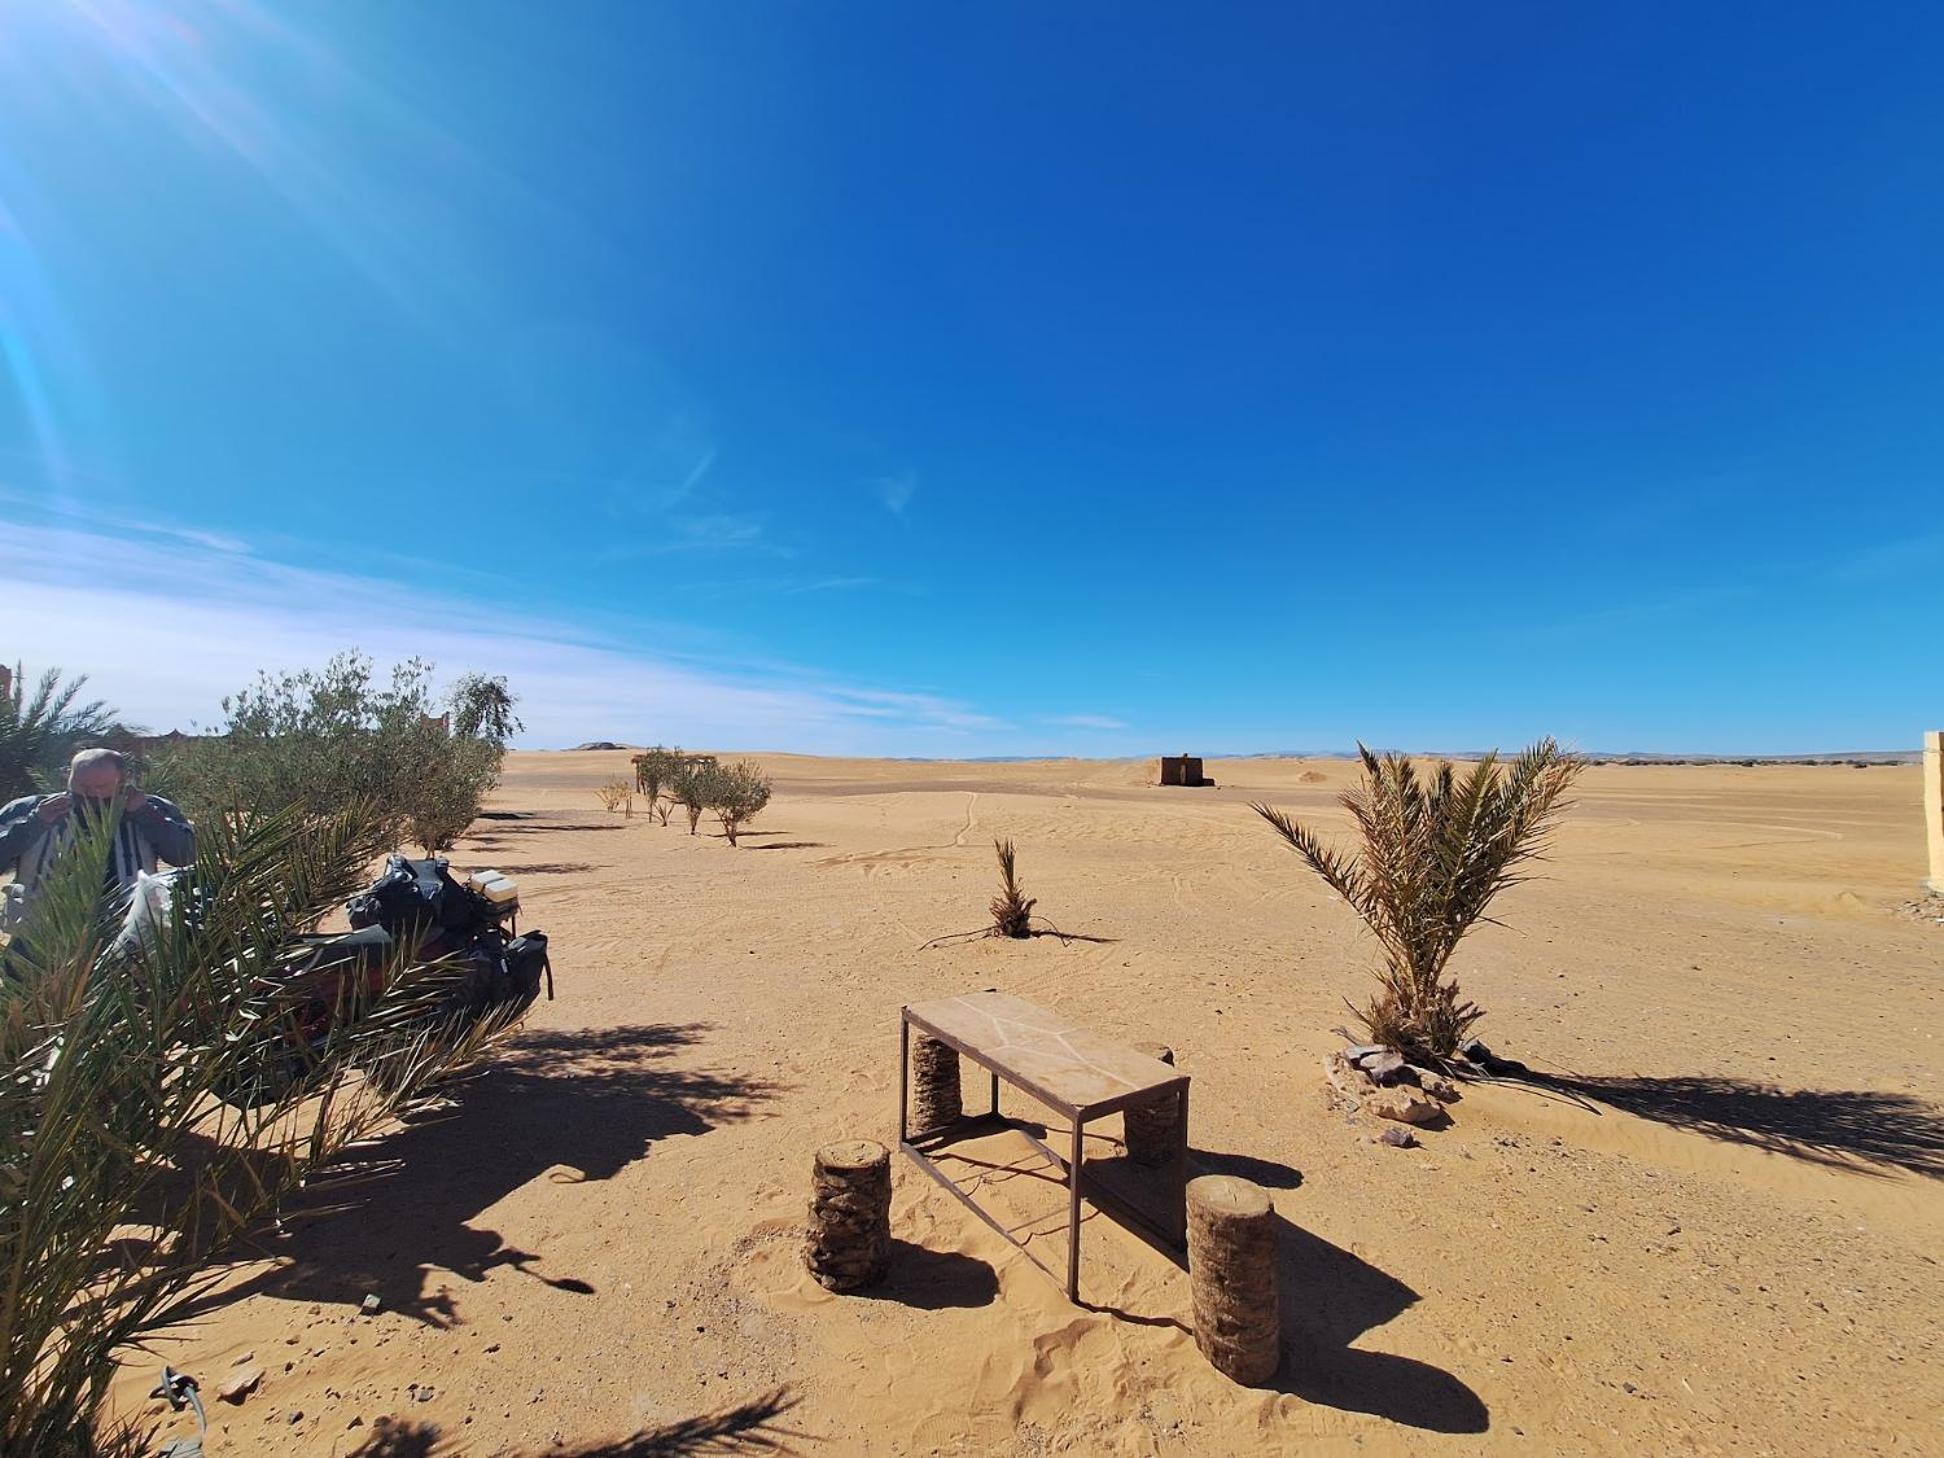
[1324,1044,1460,1145]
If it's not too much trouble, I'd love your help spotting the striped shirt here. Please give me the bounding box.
[0,793,197,903]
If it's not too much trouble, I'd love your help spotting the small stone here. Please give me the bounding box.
[1344,1044,1385,1064]
[217,1367,264,1404]
[1412,1069,1460,1101]
[1459,1038,1492,1063]
[1363,1050,1407,1083]
[360,1294,382,1316]
[1365,1088,1440,1126]
[414,1386,435,1403]
[1372,1126,1418,1148]
[287,1411,303,1426]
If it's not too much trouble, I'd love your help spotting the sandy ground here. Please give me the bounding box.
[115,752,1943,1456]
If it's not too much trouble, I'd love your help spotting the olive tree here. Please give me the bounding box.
[708,760,772,847]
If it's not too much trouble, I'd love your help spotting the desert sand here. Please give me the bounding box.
[115,752,1943,1456]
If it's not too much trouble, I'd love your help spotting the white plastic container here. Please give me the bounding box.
[475,874,519,907]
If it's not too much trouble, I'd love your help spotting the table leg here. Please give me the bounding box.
[1067,1115,1084,1302]
[1173,1082,1190,1245]
[897,1016,910,1144]
[989,1070,1000,1117]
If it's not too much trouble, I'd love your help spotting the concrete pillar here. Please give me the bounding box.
[1926,731,1944,895]
[804,1139,891,1292]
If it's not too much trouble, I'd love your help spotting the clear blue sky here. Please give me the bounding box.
[2,2,1938,754]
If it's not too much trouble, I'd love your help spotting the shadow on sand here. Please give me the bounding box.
[347,1388,806,1455]
[1530,1071,1944,1178]
[854,1240,999,1310]
[1270,1220,1489,1432]
[206,1024,780,1326]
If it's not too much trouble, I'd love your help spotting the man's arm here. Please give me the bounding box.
[0,795,51,873]
[131,795,196,866]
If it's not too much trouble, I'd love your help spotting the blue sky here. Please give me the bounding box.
[1,2,1939,754]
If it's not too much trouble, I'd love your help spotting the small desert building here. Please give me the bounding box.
[1158,755,1214,788]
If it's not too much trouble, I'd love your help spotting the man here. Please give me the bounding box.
[0,749,196,928]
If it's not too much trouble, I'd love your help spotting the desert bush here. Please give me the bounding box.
[0,667,122,803]
[162,652,512,850]
[1252,739,1581,1062]
[632,746,682,802]
[447,672,523,744]
[407,733,504,854]
[707,760,771,846]
[672,761,717,835]
[989,839,1035,938]
[0,804,515,1455]
[595,779,633,814]
[651,795,673,826]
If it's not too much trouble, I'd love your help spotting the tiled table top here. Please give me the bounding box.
[904,989,1186,1117]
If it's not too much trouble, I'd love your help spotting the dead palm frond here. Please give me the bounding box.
[1253,738,1582,1062]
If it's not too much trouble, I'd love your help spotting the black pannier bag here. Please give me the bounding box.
[347,855,499,958]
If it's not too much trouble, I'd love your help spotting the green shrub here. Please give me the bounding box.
[631,745,682,802]
[708,760,772,846]
[446,672,523,744]
[162,652,511,852]
[671,760,717,835]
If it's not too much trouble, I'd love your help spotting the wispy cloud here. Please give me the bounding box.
[0,518,1000,752]
[874,472,917,516]
[1043,713,1129,731]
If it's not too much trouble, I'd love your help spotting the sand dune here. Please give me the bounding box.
[116,753,1942,1456]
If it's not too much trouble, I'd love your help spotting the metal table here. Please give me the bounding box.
[898,990,1190,1302]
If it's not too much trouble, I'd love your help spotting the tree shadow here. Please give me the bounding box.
[1269,1220,1489,1433]
[204,1024,781,1325]
[471,823,629,840]
[490,861,597,875]
[854,1240,998,1310]
[744,842,830,852]
[347,1388,805,1455]
[1532,1071,1944,1178]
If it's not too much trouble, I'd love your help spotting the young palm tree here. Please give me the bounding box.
[989,839,1035,939]
[0,806,517,1455]
[1252,739,1581,1062]
[0,667,121,802]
